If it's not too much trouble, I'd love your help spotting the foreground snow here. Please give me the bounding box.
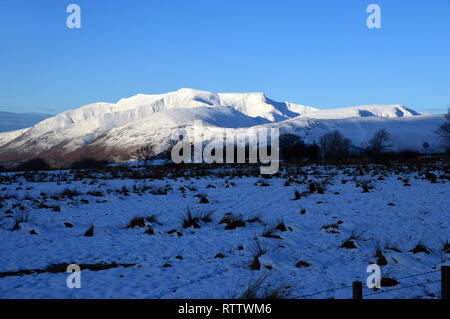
[0,164,448,298]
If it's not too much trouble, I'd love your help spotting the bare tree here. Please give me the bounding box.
[319,130,351,161]
[132,144,154,167]
[368,129,392,157]
[437,107,450,149]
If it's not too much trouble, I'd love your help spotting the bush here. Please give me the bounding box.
[71,158,109,170]
[15,158,51,171]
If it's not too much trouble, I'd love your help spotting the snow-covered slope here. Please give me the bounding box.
[0,88,445,162]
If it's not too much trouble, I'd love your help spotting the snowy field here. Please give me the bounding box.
[0,162,448,299]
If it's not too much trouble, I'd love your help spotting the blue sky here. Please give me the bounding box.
[0,0,449,114]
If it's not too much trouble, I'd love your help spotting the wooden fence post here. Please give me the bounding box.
[442,266,450,299]
[353,281,363,299]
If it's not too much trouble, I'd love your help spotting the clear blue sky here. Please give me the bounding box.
[0,0,449,114]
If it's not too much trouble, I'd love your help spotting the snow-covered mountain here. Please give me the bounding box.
[0,88,445,163]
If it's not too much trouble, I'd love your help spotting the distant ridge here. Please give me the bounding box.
[0,111,53,133]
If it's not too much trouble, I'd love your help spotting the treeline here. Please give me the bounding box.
[0,158,110,173]
[279,128,447,163]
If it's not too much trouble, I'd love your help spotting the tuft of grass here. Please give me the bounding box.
[262,227,282,239]
[384,240,402,253]
[236,273,292,299]
[182,207,213,229]
[374,242,388,266]
[410,241,431,254]
[86,190,104,197]
[246,214,264,224]
[145,214,162,225]
[219,213,246,230]
[381,277,399,287]
[84,225,94,237]
[296,260,310,268]
[12,210,30,231]
[144,225,154,235]
[340,230,362,249]
[360,180,374,193]
[275,218,287,232]
[195,193,209,204]
[60,188,82,199]
[126,216,146,229]
[442,240,450,253]
[249,239,268,270]
[308,181,325,194]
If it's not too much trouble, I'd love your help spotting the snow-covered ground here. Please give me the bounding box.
[0,163,448,299]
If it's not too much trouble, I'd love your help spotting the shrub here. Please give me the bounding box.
[131,144,155,167]
[71,158,109,170]
[15,158,51,171]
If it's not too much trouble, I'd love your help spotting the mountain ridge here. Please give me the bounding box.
[0,88,444,163]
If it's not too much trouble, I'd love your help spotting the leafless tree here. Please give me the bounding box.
[132,144,154,167]
[319,130,351,161]
[368,129,392,157]
[437,107,450,148]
